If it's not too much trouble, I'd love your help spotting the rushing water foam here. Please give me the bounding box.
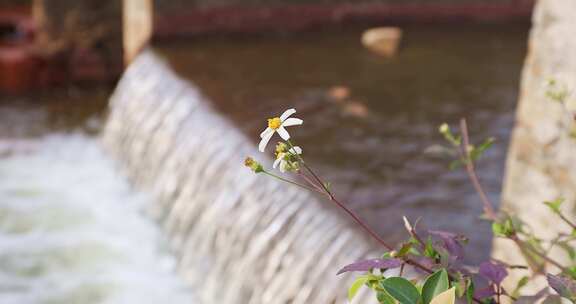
[0,134,195,304]
[103,50,379,303]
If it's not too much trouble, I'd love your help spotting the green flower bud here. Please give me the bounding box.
[275,142,289,156]
[244,157,263,173]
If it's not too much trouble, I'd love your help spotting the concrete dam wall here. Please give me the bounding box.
[101,49,380,303]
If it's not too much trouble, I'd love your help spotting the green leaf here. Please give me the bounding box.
[380,277,421,304]
[544,198,565,214]
[491,218,515,237]
[377,290,397,304]
[512,276,529,298]
[439,123,461,147]
[396,243,413,258]
[422,269,450,304]
[466,280,475,304]
[491,222,507,237]
[423,237,438,259]
[565,267,576,280]
[348,276,369,302]
[454,276,466,298]
[469,137,495,162]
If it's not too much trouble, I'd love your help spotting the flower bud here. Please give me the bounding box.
[439,123,449,135]
[275,142,288,156]
[244,157,263,173]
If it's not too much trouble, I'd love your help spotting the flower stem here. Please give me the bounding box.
[282,139,484,303]
[263,171,322,194]
[284,140,437,273]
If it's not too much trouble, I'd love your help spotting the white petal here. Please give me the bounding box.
[260,127,273,138]
[280,108,296,121]
[279,161,287,173]
[282,117,303,127]
[289,146,302,154]
[258,130,274,152]
[273,157,282,168]
[277,126,290,140]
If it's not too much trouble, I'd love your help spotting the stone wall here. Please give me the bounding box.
[494,0,576,288]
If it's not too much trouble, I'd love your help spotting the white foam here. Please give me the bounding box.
[0,133,195,304]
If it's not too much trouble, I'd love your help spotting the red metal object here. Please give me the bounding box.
[0,7,38,94]
[0,7,35,45]
[0,47,39,93]
[0,6,117,94]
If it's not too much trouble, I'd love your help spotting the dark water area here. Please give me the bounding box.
[158,24,529,263]
[0,87,110,138]
[0,23,529,265]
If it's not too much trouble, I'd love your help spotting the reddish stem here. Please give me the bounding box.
[459,119,497,221]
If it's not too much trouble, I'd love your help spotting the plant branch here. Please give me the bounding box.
[558,212,576,231]
[459,118,497,221]
[403,217,427,250]
[510,234,570,273]
[458,119,571,276]
[284,140,485,303]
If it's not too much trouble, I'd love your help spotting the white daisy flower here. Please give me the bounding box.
[258,108,303,152]
[273,146,302,173]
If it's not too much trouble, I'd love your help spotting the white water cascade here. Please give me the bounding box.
[0,134,195,304]
[102,49,380,303]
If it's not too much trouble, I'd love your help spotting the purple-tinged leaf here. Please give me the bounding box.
[428,230,458,239]
[474,286,496,299]
[547,273,576,300]
[429,230,465,261]
[337,258,402,275]
[406,256,437,275]
[413,256,436,269]
[479,261,508,285]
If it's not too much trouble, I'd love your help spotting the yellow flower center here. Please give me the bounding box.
[268,117,282,130]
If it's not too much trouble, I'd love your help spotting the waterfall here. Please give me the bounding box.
[101,49,380,303]
[0,134,195,304]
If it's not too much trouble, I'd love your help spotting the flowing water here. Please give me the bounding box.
[157,24,528,263]
[0,93,196,303]
[0,23,528,303]
[102,51,377,303]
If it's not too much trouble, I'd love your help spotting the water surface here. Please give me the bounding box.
[0,91,196,303]
[158,24,528,263]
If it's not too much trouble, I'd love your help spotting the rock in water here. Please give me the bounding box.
[361,27,402,58]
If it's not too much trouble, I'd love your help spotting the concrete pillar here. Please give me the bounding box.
[123,0,153,65]
[494,0,576,290]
